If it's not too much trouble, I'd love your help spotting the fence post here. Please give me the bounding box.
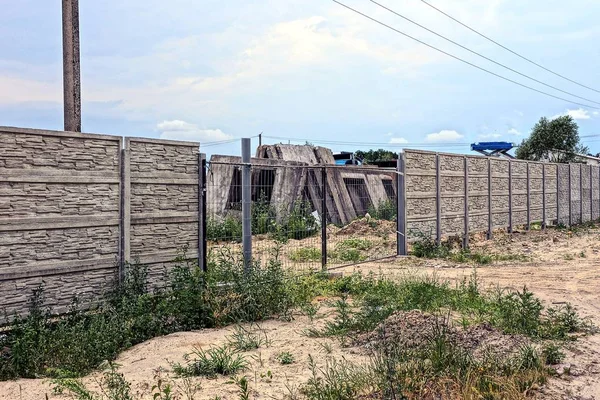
[593,166,597,221]
[241,138,252,272]
[397,155,407,256]
[321,167,328,269]
[525,163,531,230]
[508,160,513,233]
[542,164,546,230]
[435,154,441,245]
[119,145,131,284]
[198,153,207,272]
[487,158,492,240]
[556,165,560,226]
[463,156,469,249]
[580,163,584,224]
[568,164,572,227]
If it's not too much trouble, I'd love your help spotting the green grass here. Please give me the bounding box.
[276,351,295,365]
[34,263,593,400]
[226,324,270,352]
[207,197,319,242]
[297,271,593,399]
[0,252,331,380]
[172,344,248,378]
[328,238,373,263]
[289,247,321,263]
[411,233,530,265]
[367,199,397,221]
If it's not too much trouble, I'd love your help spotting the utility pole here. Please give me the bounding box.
[62,0,81,132]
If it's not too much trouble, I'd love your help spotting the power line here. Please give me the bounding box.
[419,0,600,95]
[262,135,470,148]
[370,0,600,106]
[201,138,241,147]
[332,0,600,110]
[201,135,260,148]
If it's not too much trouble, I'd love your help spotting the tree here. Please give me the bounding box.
[354,149,398,164]
[515,116,588,163]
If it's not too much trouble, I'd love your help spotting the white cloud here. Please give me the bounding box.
[507,128,521,136]
[425,130,464,143]
[594,112,599,116]
[157,120,233,143]
[389,137,408,144]
[552,108,592,120]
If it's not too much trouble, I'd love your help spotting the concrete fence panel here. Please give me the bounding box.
[125,137,200,286]
[0,127,122,317]
[404,149,600,241]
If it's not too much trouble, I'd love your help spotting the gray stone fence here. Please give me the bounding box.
[0,127,200,319]
[404,149,600,244]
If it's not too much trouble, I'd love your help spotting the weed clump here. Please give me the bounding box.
[0,253,314,380]
[172,344,248,378]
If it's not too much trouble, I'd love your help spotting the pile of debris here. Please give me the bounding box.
[359,310,529,361]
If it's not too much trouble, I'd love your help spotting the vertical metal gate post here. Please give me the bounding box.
[321,167,328,270]
[198,153,207,272]
[241,138,252,272]
[397,155,407,256]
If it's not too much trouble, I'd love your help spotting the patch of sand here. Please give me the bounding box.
[2,226,600,399]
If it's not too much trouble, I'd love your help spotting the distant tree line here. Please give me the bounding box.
[354,149,399,164]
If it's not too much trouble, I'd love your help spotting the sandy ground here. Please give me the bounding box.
[2,225,600,399]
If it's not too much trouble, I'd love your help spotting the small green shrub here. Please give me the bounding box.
[367,200,396,221]
[227,325,270,352]
[207,215,243,242]
[302,355,371,400]
[541,343,565,365]
[173,344,248,378]
[337,238,373,251]
[52,363,133,400]
[289,247,321,263]
[410,232,450,258]
[330,238,372,263]
[276,352,295,365]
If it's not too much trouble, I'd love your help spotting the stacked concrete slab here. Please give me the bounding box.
[207,144,397,226]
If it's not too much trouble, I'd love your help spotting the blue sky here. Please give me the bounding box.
[1,0,600,157]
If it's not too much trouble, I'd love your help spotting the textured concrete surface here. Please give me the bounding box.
[404,150,599,241]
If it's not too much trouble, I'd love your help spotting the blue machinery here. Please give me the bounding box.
[470,141,515,158]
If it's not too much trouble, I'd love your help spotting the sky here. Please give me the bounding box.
[1,0,600,157]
